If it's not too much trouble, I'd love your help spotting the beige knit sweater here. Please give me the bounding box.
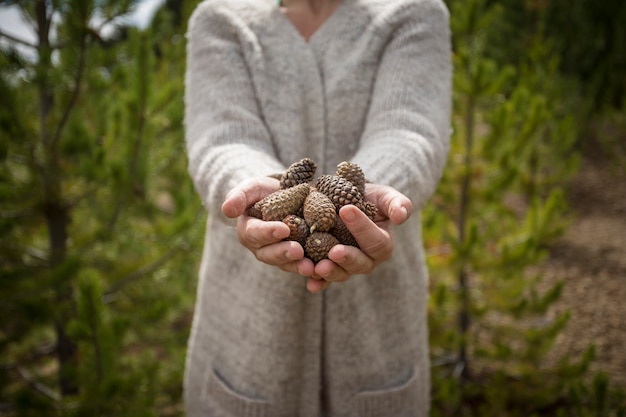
[183,0,451,415]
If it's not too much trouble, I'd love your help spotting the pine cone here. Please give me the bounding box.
[362,200,378,221]
[283,214,309,246]
[253,183,310,221]
[247,202,263,219]
[280,158,317,189]
[245,158,379,264]
[331,217,359,247]
[305,232,339,263]
[335,161,366,195]
[315,175,364,211]
[303,189,336,233]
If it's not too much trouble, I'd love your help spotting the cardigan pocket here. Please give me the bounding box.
[355,367,422,417]
[207,368,270,417]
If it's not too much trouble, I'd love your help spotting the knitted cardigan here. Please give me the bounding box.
[184,0,451,416]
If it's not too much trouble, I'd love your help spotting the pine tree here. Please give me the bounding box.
[0,0,203,415]
[424,0,614,415]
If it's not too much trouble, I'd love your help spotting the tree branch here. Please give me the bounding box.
[0,28,67,50]
[103,244,185,299]
[86,289,103,382]
[15,367,60,402]
[49,33,88,149]
[105,37,149,233]
[0,29,37,49]
[94,15,120,34]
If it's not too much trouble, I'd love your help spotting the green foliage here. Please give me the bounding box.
[427,0,625,415]
[0,0,203,415]
[1,0,624,415]
[478,0,626,110]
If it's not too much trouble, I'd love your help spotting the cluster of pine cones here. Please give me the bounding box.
[247,158,377,263]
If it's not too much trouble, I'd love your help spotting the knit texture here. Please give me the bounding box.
[184,0,451,415]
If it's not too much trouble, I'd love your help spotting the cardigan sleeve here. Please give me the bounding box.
[351,0,452,210]
[184,1,284,220]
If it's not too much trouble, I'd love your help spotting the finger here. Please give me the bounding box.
[387,195,412,225]
[327,243,375,277]
[222,187,248,218]
[295,257,316,277]
[280,256,315,277]
[313,258,351,282]
[306,277,331,293]
[364,184,412,225]
[273,251,316,276]
[339,205,392,263]
[222,177,280,218]
[237,216,290,249]
[254,240,303,266]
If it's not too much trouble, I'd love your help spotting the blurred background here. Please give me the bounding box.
[0,0,624,415]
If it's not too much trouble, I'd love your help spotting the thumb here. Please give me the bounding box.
[221,176,281,218]
[221,188,248,218]
[387,196,412,225]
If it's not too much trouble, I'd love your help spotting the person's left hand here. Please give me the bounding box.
[221,176,316,277]
[306,183,413,293]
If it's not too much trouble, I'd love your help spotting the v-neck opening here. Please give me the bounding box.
[277,0,348,45]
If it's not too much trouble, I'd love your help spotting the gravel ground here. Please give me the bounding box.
[539,142,626,387]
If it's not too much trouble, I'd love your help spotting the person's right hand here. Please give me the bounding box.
[304,183,412,293]
[221,176,316,278]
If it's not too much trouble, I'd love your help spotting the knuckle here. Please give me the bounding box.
[330,273,350,282]
[279,262,297,274]
[377,246,393,263]
[253,249,267,263]
[358,257,376,275]
[362,235,390,256]
[254,246,276,265]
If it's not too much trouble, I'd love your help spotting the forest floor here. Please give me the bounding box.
[539,130,626,387]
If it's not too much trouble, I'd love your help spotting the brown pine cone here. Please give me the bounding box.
[335,161,366,196]
[315,175,364,211]
[280,158,317,189]
[305,232,339,263]
[331,217,359,248]
[283,214,309,246]
[252,183,310,221]
[303,189,336,233]
[362,200,378,221]
[247,202,263,219]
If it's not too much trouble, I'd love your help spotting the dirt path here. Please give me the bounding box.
[540,141,626,386]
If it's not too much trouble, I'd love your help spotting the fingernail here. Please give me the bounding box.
[342,208,356,223]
